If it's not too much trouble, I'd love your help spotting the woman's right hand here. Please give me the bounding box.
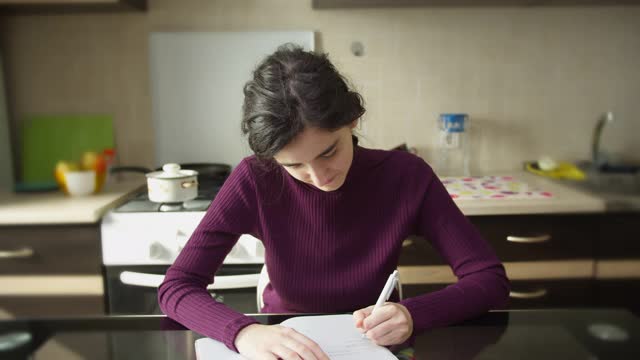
[234,323,330,360]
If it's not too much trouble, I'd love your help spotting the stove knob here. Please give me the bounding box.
[227,244,248,259]
[175,230,189,251]
[149,242,171,260]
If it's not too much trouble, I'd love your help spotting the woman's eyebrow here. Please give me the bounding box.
[315,140,339,158]
[278,139,339,167]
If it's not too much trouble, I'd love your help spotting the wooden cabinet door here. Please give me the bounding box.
[0,224,104,318]
[0,225,101,275]
[594,214,640,316]
[594,280,640,317]
[470,215,596,262]
[399,214,597,266]
[596,214,640,259]
[398,214,598,310]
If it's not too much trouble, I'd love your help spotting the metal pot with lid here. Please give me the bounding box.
[146,163,198,203]
[110,163,231,183]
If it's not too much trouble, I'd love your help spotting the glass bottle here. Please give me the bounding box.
[436,113,470,177]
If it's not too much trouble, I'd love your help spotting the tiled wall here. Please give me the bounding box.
[1,0,639,174]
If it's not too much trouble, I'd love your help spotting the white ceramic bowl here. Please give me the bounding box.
[64,170,96,196]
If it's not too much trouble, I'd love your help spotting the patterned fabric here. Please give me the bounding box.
[442,175,553,200]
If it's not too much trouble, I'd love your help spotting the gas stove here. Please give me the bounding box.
[113,181,222,213]
[101,177,265,315]
[101,180,264,266]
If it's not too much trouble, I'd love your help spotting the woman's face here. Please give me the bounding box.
[273,123,356,192]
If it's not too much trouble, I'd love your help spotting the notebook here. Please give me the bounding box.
[194,314,397,359]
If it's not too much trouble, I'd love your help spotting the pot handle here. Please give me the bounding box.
[181,180,198,189]
[109,166,153,174]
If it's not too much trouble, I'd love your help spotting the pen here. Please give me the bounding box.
[362,270,399,338]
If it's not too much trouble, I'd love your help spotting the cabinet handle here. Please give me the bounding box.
[0,247,35,259]
[509,288,548,299]
[402,239,414,247]
[506,234,551,244]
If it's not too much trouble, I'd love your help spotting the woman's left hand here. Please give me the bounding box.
[353,302,413,346]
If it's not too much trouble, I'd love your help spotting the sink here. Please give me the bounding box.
[572,111,640,200]
[570,161,640,195]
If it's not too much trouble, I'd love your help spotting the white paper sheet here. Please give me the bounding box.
[194,314,396,360]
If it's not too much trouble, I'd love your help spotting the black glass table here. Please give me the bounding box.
[1,308,639,359]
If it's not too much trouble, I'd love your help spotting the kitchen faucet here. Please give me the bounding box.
[591,111,614,169]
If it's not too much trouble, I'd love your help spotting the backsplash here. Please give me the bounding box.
[1,0,638,173]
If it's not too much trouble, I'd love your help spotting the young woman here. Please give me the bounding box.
[158,44,509,360]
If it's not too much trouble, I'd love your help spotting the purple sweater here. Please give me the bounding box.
[158,146,510,351]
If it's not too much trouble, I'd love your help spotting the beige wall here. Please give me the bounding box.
[1,0,639,175]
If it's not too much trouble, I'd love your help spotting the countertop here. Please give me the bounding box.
[0,309,638,359]
[452,171,606,216]
[0,178,145,225]
[0,169,625,225]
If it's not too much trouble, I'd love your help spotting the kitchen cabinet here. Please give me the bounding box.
[594,280,640,316]
[312,0,640,8]
[0,224,104,318]
[400,212,640,312]
[469,215,597,261]
[0,0,146,15]
[399,214,599,309]
[0,225,101,275]
[594,213,640,316]
[595,213,640,259]
[399,214,598,265]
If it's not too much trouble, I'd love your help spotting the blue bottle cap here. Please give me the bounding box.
[440,113,467,133]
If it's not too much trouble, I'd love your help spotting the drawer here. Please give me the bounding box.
[0,295,104,319]
[0,225,101,275]
[596,214,640,259]
[470,215,596,262]
[399,214,597,266]
[398,236,443,265]
[594,280,640,317]
[507,279,594,309]
[402,279,594,309]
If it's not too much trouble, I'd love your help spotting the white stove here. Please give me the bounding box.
[101,180,265,266]
[100,180,265,315]
[101,211,264,266]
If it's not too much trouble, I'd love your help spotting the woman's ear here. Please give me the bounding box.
[349,119,359,129]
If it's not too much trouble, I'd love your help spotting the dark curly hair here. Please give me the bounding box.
[241,44,365,160]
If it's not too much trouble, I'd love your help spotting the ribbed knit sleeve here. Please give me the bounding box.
[158,159,261,352]
[399,160,510,333]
